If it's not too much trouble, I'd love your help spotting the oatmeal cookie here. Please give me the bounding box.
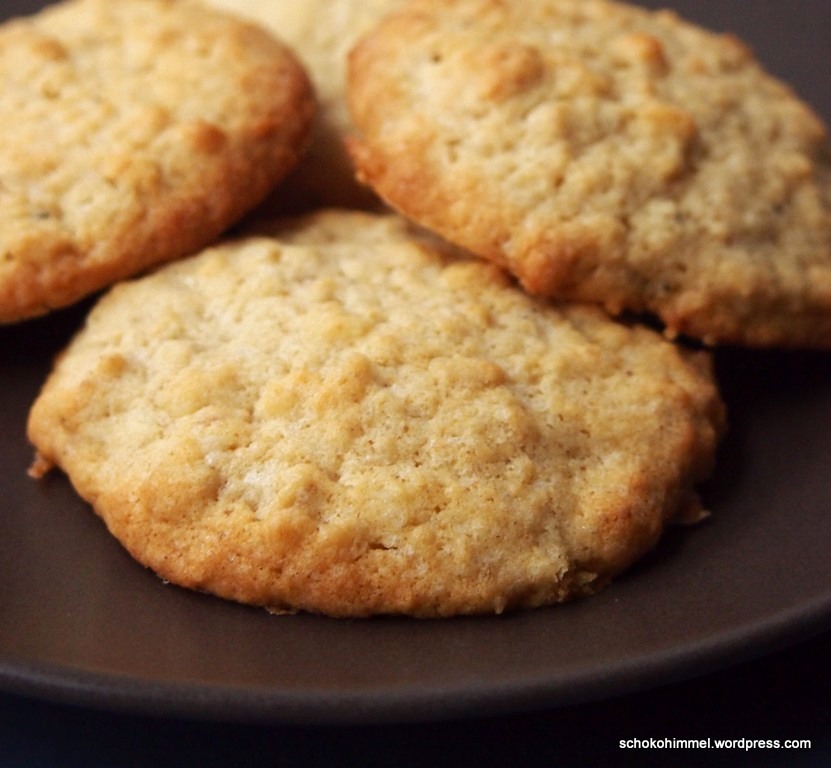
[0,0,314,323]
[28,210,724,617]
[347,0,831,347]
[206,0,405,211]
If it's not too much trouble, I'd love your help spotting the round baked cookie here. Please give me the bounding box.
[0,0,314,324]
[206,0,405,212]
[347,0,831,348]
[28,210,724,618]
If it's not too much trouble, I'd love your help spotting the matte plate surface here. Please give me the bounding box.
[1,0,830,725]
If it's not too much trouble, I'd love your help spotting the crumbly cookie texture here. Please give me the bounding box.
[28,210,724,618]
[0,0,314,324]
[206,0,405,212]
[347,0,831,348]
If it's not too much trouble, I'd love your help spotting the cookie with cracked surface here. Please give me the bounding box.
[347,0,831,348]
[0,0,314,324]
[206,0,405,212]
[28,210,724,618]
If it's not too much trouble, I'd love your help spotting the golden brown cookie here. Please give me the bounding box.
[347,0,831,348]
[28,210,724,618]
[0,0,314,324]
[206,0,405,212]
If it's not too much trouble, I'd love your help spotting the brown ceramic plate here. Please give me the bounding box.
[1,0,830,725]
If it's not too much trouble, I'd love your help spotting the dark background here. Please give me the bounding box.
[1,631,829,767]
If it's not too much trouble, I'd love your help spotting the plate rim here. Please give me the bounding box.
[3,592,831,725]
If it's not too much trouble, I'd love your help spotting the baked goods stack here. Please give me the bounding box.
[6,0,829,617]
